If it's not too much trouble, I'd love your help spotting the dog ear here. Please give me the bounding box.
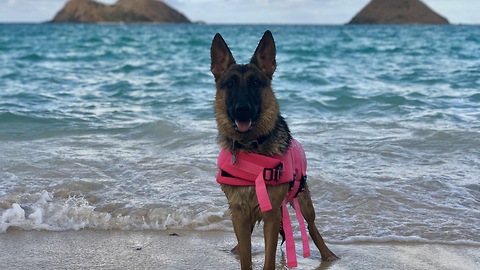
[250,30,276,79]
[211,33,236,81]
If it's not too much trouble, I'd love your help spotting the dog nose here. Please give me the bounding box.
[235,103,251,113]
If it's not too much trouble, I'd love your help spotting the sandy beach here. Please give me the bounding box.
[1,229,478,270]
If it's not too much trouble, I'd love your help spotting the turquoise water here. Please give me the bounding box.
[0,24,479,245]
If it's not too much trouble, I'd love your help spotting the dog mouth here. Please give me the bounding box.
[234,119,252,133]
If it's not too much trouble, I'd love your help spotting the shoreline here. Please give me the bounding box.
[1,230,478,270]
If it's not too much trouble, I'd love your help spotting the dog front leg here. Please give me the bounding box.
[232,210,253,270]
[231,224,255,254]
[262,208,282,270]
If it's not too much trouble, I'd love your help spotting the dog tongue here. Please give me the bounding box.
[235,120,251,132]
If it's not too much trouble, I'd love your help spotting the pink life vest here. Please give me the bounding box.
[216,138,311,268]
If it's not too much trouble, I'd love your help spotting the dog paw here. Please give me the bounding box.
[321,252,339,262]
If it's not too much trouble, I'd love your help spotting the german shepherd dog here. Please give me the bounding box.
[210,31,338,269]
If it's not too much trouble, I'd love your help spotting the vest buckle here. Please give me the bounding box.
[263,163,283,181]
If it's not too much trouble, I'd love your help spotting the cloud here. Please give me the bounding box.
[165,0,369,24]
[0,0,478,24]
[0,0,66,22]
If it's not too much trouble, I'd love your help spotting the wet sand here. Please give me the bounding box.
[1,230,478,270]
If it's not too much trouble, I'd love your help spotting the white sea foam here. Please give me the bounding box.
[0,190,231,233]
[330,235,480,246]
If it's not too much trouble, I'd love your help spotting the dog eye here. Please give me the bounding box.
[226,80,234,88]
[252,79,263,88]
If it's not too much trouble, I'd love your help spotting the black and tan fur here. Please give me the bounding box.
[211,30,338,270]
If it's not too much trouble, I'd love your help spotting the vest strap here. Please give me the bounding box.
[282,200,297,268]
[294,198,311,258]
[282,198,311,268]
[256,170,272,212]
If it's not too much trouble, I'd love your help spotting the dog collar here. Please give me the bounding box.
[232,133,270,150]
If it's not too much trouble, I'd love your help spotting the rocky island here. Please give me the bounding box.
[50,0,191,23]
[348,0,449,25]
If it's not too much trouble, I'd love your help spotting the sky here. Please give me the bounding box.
[0,0,479,24]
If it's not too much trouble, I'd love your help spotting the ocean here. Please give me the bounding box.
[0,24,479,246]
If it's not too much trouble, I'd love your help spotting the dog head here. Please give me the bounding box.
[211,31,280,143]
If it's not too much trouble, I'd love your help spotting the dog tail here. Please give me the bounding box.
[279,206,286,245]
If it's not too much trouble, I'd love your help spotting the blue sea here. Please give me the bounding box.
[0,24,479,246]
